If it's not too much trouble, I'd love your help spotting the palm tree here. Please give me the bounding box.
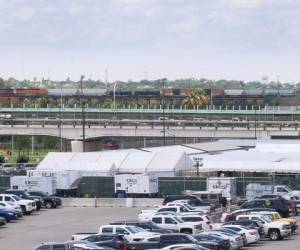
[182,89,210,108]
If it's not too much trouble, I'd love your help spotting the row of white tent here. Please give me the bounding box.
[37,140,300,176]
[37,145,206,177]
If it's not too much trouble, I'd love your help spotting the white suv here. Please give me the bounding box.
[0,194,36,214]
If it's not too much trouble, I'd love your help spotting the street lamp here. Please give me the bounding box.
[80,75,86,152]
[193,157,203,177]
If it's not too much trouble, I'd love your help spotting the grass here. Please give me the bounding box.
[1,148,63,164]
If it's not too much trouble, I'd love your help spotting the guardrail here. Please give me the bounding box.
[1,106,300,115]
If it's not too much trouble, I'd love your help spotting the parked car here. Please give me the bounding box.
[160,244,208,250]
[0,208,18,222]
[197,231,243,250]
[221,225,260,245]
[148,214,203,234]
[110,220,175,234]
[223,220,264,237]
[83,234,126,250]
[240,197,296,217]
[98,225,159,242]
[179,215,212,230]
[193,234,231,250]
[0,194,36,214]
[236,213,291,240]
[125,233,206,250]
[28,191,62,209]
[162,195,212,211]
[0,201,23,217]
[5,190,42,210]
[221,208,275,222]
[33,241,113,250]
[249,210,298,233]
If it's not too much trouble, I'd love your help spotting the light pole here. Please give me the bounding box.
[59,81,63,151]
[193,157,203,177]
[161,78,166,146]
[80,75,86,152]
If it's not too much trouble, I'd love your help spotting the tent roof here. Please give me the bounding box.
[200,141,300,173]
[184,142,241,152]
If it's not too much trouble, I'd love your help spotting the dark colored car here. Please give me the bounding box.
[126,233,208,250]
[240,197,296,217]
[83,234,126,250]
[0,208,18,222]
[193,234,231,250]
[162,195,212,208]
[223,208,275,222]
[223,220,264,237]
[5,190,42,210]
[28,191,62,209]
[110,221,175,234]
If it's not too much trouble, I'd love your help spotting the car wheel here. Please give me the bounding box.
[269,229,281,241]
[45,201,53,209]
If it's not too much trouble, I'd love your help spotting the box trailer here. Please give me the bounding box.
[207,177,237,199]
[10,176,57,195]
[114,174,158,197]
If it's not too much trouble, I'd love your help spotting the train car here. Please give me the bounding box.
[0,89,14,96]
[15,89,48,95]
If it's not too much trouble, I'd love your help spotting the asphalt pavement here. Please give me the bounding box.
[0,207,300,250]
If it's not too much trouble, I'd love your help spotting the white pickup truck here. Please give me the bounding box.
[236,213,291,240]
[0,194,36,214]
[139,204,206,222]
[72,225,159,242]
[147,214,203,234]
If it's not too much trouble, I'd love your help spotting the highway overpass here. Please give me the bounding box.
[0,120,299,139]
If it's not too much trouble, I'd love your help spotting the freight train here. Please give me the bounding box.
[0,88,298,103]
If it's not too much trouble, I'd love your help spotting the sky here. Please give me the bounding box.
[1,0,300,83]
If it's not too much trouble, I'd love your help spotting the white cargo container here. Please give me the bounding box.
[114,174,158,195]
[10,176,57,195]
[207,177,236,199]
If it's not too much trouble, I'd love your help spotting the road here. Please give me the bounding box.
[1,207,300,250]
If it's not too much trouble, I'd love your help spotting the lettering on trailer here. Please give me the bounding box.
[127,178,138,184]
[25,180,38,186]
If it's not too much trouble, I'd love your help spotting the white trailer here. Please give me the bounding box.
[10,176,57,195]
[114,174,158,196]
[207,177,237,199]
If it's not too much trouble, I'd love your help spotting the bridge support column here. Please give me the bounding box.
[71,140,102,152]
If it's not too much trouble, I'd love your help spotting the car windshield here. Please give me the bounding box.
[284,186,292,192]
[184,204,195,210]
[273,213,281,219]
[12,195,21,201]
[126,226,147,233]
[262,215,272,223]
[32,192,47,197]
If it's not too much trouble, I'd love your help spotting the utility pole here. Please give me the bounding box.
[162,78,166,146]
[80,75,86,152]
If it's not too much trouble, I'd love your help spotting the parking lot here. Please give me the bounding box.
[0,207,300,250]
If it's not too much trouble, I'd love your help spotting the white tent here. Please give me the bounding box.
[200,141,300,173]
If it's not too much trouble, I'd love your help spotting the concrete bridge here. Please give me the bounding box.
[0,123,299,140]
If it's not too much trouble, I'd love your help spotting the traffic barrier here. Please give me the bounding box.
[61,198,162,208]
